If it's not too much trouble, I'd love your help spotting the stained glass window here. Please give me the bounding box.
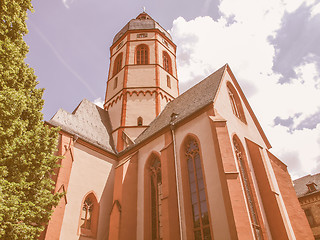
[233,138,262,240]
[186,138,212,240]
[150,157,162,240]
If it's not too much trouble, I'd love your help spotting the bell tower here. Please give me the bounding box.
[104,12,179,151]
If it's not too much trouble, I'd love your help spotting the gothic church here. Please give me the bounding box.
[41,12,313,240]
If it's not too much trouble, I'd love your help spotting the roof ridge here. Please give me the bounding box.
[177,64,228,99]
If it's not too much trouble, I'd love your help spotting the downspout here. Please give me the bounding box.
[170,115,184,240]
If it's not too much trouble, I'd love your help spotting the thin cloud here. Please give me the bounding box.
[28,20,97,98]
[62,0,75,9]
[93,97,104,108]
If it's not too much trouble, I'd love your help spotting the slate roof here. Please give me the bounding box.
[47,99,115,153]
[48,65,226,157]
[113,12,172,44]
[134,64,227,145]
[293,173,320,198]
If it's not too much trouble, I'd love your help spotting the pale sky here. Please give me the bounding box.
[24,0,320,179]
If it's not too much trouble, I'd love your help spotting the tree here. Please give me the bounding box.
[0,1,62,239]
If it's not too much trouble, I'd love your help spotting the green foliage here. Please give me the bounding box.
[0,0,62,239]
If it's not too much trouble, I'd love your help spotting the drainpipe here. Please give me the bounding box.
[170,114,184,240]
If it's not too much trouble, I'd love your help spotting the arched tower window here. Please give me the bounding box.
[227,82,246,123]
[185,138,212,240]
[79,192,99,237]
[137,117,143,126]
[113,53,123,77]
[233,136,262,239]
[163,51,172,74]
[136,44,149,65]
[149,156,162,240]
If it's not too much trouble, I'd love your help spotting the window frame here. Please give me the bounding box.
[144,153,163,240]
[137,116,143,126]
[166,75,171,88]
[233,136,263,239]
[162,51,172,74]
[136,44,149,65]
[227,82,247,124]
[180,136,213,240]
[78,192,99,238]
[113,53,123,77]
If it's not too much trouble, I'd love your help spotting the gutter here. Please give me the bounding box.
[170,115,184,240]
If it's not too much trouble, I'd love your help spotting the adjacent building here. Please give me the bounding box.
[294,173,320,239]
[41,12,313,240]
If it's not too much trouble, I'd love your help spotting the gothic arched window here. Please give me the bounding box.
[79,192,99,237]
[81,198,93,229]
[163,51,172,74]
[113,53,123,77]
[185,138,212,240]
[233,137,262,239]
[150,156,162,240]
[136,44,149,65]
[227,82,246,123]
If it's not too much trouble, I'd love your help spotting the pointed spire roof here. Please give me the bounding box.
[112,12,172,44]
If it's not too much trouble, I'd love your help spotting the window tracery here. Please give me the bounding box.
[185,138,212,240]
[80,198,93,229]
[227,82,246,123]
[150,157,162,240]
[233,137,262,240]
[79,192,98,237]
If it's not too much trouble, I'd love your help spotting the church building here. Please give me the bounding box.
[41,12,313,240]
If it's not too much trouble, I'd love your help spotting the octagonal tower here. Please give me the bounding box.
[104,12,179,151]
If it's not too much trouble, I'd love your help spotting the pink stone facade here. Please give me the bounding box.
[43,12,313,240]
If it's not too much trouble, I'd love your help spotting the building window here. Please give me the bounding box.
[163,51,172,74]
[81,198,93,229]
[166,75,171,88]
[136,44,149,65]
[185,138,212,240]
[150,157,162,240]
[113,53,123,77]
[137,117,143,126]
[79,192,99,237]
[114,77,118,89]
[307,182,317,192]
[304,208,316,227]
[227,82,246,123]
[233,137,262,239]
